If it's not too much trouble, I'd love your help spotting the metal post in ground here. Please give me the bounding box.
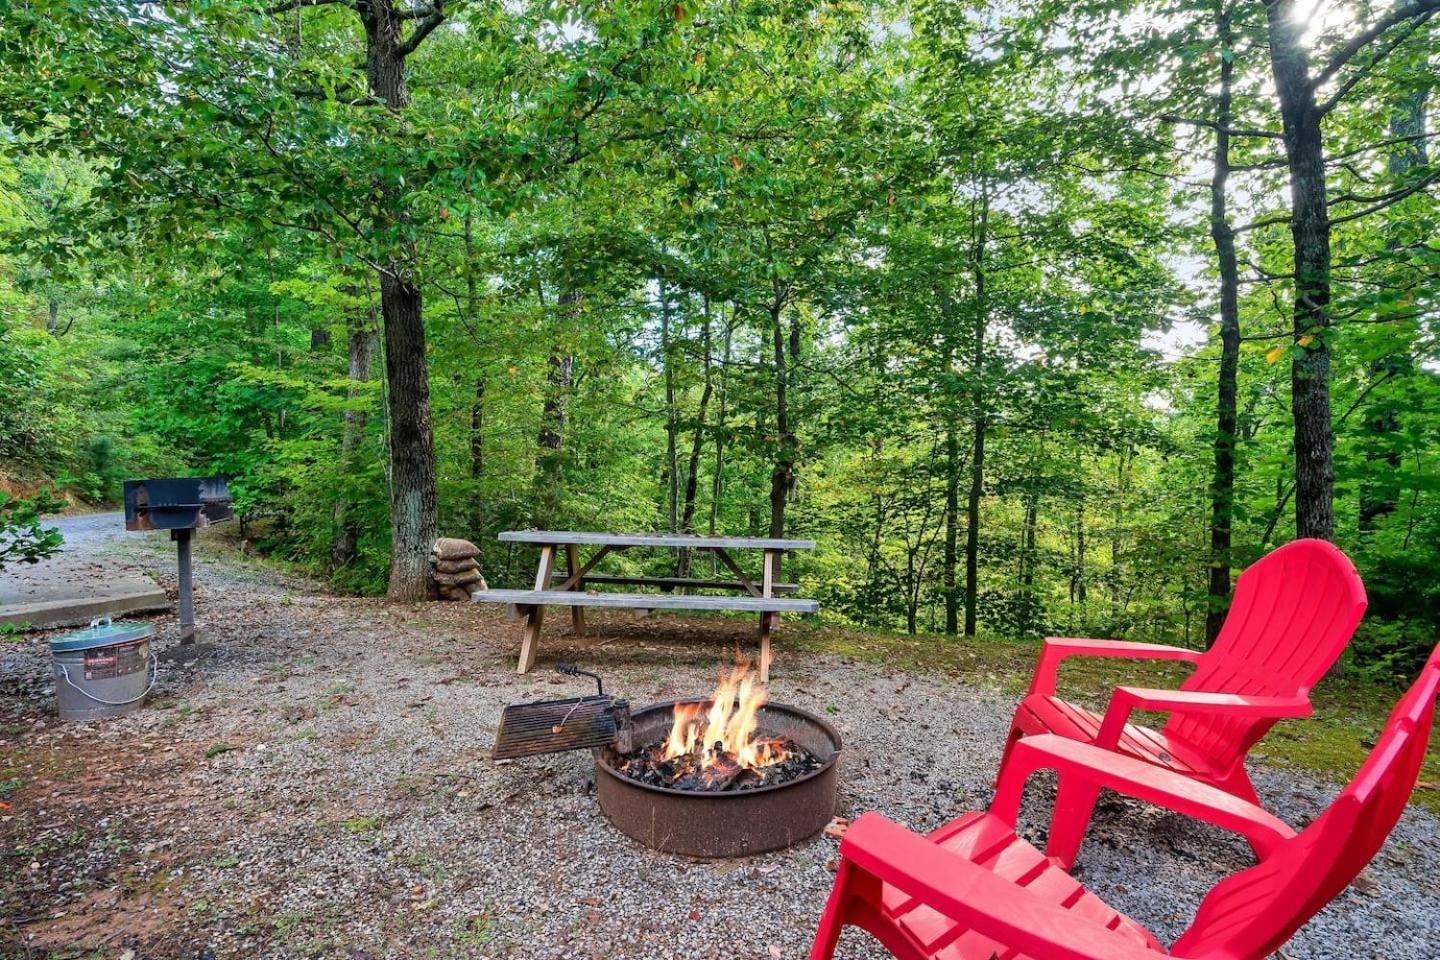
[173,528,195,644]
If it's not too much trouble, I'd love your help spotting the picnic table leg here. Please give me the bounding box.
[757,612,775,683]
[759,548,780,682]
[517,545,557,674]
[566,543,586,636]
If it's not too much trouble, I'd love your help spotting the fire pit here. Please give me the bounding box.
[594,662,841,857]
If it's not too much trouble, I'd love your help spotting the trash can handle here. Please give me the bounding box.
[54,654,158,707]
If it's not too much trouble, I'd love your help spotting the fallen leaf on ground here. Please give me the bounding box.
[824,816,849,839]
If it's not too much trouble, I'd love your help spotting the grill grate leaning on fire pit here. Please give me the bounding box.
[613,737,824,791]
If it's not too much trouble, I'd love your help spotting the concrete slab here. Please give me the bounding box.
[0,512,170,629]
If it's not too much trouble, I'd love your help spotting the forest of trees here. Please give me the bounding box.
[1,0,1435,677]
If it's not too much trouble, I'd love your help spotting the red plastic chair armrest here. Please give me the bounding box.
[1029,637,1203,696]
[992,734,1297,857]
[1096,687,1312,749]
[838,813,1164,960]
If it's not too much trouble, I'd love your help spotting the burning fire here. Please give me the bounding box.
[660,653,792,786]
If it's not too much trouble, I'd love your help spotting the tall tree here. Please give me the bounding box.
[1261,0,1440,541]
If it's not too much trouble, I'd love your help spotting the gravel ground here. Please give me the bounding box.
[2,516,1437,959]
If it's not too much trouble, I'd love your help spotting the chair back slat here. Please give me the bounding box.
[1173,645,1440,959]
[1167,540,1366,769]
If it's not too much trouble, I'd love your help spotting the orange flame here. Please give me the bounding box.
[661,654,790,781]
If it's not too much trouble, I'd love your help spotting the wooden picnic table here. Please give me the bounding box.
[472,531,818,681]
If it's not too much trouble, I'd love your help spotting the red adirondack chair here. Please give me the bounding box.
[999,539,1366,818]
[809,644,1440,960]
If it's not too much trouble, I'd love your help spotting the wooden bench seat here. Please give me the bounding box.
[548,573,800,594]
[472,589,818,614]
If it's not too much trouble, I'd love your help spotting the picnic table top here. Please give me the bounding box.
[497,530,816,550]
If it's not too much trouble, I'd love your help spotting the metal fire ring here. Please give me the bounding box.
[594,699,842,859]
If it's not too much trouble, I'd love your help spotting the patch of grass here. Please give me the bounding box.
[205,742,235,759]
[452,910,497,950]
[342,814,383,833]
[789,622,1440,815]
[272,909,312,935]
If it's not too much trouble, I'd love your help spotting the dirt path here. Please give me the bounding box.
[2,531,1437,959]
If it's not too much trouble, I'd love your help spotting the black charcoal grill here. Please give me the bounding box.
[123,476,233,645]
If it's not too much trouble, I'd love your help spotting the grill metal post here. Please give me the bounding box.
[173,528,195,644]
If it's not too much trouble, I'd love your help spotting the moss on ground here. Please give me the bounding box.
[788,622,1440,816]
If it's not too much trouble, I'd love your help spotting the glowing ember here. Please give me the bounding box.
[614,655,823,791]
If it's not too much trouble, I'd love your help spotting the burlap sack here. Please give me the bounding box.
[433,557,480,575]
[432,537,480,561]
[433,569,483,587]
[439,585,475,601]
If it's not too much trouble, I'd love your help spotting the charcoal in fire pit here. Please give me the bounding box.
[613,737,823,792]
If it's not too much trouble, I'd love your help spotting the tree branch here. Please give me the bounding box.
[1158,114,1283,139]
[1311,0,1440,88]
[398,3,447,56]
[1234,211,1292,233]
[1315,11,1434,115]
[266,0,352,14]
[1329,168,1440,225]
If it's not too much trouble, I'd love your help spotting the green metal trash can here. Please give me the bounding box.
[49,617,156,721]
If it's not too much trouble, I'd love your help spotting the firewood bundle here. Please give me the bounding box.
[431,538,487,601]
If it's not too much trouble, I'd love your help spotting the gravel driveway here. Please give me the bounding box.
[2,517,1437,958]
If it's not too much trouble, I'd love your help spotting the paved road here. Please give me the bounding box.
[0,511,169,628]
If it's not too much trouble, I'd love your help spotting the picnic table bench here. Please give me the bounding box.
[472,531,818,681]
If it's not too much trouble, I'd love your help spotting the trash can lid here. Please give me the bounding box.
[50,616,154,653]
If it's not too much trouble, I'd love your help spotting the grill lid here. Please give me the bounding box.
[50,617,154,654]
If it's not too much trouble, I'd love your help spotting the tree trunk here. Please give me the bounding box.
[362,1,439,599]
[938,288,960,636]
[1207,2,1241,646]
[1265,0,1334,541]
[332,295,377,569]
[708,310,733,541]
[660,278,680,535]
[1017,487,1039,637]
[963,182,990,638]
[463,208,486,537]
[379,275,437,598]
[470,376,486,529]
[767,296,796,540]
[678,298,714,577]
[1360,86,1427,530]
[535,290,577,528]
[963,418,985,637]
[943,426,960,634]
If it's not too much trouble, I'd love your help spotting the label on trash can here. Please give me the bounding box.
[84,643,146,680]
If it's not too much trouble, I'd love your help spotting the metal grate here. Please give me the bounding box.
[492,696,621,759]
